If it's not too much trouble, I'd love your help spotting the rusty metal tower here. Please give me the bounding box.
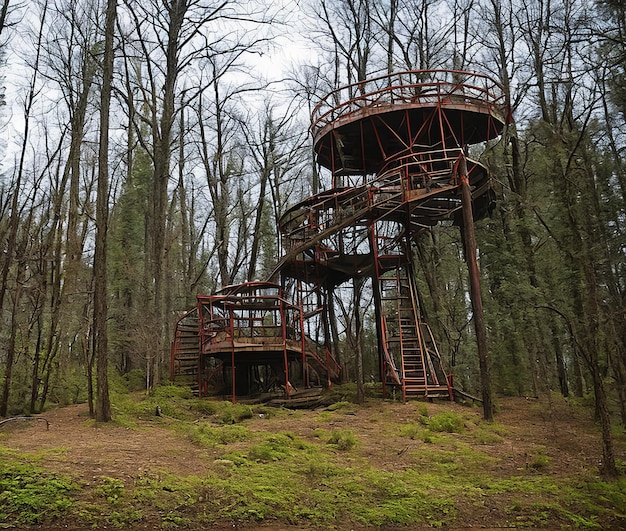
[273,70,509,401]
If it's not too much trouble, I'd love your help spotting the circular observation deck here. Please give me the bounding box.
[271,70,509,287]
[311,70,509,176]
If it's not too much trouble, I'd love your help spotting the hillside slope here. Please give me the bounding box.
[0,388,624,529]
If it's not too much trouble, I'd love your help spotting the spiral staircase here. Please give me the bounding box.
[272,70,508,400]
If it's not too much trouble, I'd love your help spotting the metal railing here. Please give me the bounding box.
[311,69,507,143]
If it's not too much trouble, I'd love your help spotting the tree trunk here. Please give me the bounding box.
[459,155,493,421]
[93,0,116,423]
[327,287,343,382]
[85,323,95,418]
[613,360,626,429]
[590,362,617,478]
[551,316,569,398]
[29,317,44,414]
[1,259,24,416]
[354,277,365,404]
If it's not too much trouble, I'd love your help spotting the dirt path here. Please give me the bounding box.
[1,396,606,483]
[2,404,209,483]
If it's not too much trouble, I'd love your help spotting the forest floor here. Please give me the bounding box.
[0,387,625,530]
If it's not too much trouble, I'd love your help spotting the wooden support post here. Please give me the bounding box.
[459,154,494,421]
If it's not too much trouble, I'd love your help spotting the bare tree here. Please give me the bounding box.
[0,0,18,41]
[0,0,47,417]
[196,64,246,287]
[43,0,99,315]
[241,100,308,280]
[310,0,378,87]
[372,0,452,72]
[93,0,116,422]
[118,0,278,384]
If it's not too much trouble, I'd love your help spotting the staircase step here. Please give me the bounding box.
[404,385,451,398]
[174,349,200,356]
[177,344,199,351]
[404,385,427,392]
[175,368,198,376]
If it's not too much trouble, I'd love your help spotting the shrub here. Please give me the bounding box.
[425,412,464,433]
[327,429,357,450]
[220,404,254,424]
[400,423,422,440]
[528,447,551,470]
[417,404,429,418]
[123,369,146,392]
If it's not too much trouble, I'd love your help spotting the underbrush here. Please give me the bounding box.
[0,388,625,529]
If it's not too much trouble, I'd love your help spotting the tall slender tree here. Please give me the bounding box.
[93,0,116,422]
[0,1,47,417]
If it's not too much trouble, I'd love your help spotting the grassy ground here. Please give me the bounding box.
[0,384,625,529]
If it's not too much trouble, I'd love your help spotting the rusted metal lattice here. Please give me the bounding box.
[171,70,509,403]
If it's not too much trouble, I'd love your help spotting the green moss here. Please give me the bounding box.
[312,427,328,439]
[150,385,195,400]
[191,424,251,447]
[248,432,310,462]
[304,457,343,479]
[106,507,144,527]
[315,411,333,422]
[424,411,465,433]
[526,445,551,470]
[0,456,77,525]
[473,420,508,443]
[321,383,359,403]
[2,394,624,529]
[95,476,126,506]
[474,428,505,444]
[219,403,254,424]
[326,400,356,412]
[400,422,424,439]
[327,429,357,450]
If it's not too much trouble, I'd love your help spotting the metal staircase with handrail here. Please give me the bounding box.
[172,70,509,402]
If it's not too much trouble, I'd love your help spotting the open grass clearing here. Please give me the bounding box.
[0,386,624,529]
